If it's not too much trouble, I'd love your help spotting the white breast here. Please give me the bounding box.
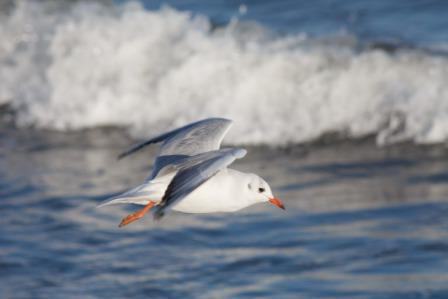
[171,169,252,213]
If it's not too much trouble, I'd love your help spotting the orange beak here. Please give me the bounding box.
[269,197,285,210]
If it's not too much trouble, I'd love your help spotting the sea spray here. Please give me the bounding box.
[1,1,448,145]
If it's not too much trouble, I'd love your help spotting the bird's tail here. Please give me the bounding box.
[97,182,163,208]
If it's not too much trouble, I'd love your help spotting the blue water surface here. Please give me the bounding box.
[2,127,448,298]
[115,0,448,45]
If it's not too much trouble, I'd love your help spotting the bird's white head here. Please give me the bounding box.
[245,174,285,210]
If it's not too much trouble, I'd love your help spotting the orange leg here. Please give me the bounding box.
[119,201,155,228]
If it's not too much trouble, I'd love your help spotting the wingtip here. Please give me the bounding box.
[117,148,135,160]
[117,152,127,160]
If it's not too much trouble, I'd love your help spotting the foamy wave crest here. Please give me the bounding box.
[2,0,448,145]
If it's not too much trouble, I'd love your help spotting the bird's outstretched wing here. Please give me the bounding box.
[153,148,247,219]
[118,118,232,159]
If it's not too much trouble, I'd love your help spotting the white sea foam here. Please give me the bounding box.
[2,1,448,145]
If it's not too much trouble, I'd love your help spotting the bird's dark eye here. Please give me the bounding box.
[258,187,265,193]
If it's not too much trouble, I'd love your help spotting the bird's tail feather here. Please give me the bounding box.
[97,183,159,208]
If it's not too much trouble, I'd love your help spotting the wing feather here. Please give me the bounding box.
[153,148,247,219]
[118,118,232,160]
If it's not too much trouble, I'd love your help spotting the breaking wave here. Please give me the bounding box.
[2,0,448,145]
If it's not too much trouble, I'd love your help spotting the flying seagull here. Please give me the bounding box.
[98,118,285,227]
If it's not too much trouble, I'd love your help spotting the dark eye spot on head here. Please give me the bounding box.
[258,187,265,193]
[248,183,252,190]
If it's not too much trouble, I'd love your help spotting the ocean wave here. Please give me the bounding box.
[2,0,448,145]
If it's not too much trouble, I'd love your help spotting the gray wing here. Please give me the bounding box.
[118,118,232,159]
[153,148,247,219]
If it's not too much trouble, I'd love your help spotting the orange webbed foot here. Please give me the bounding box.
[119,201,155,228]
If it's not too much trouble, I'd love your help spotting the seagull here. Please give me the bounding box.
[98,118,285,227]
